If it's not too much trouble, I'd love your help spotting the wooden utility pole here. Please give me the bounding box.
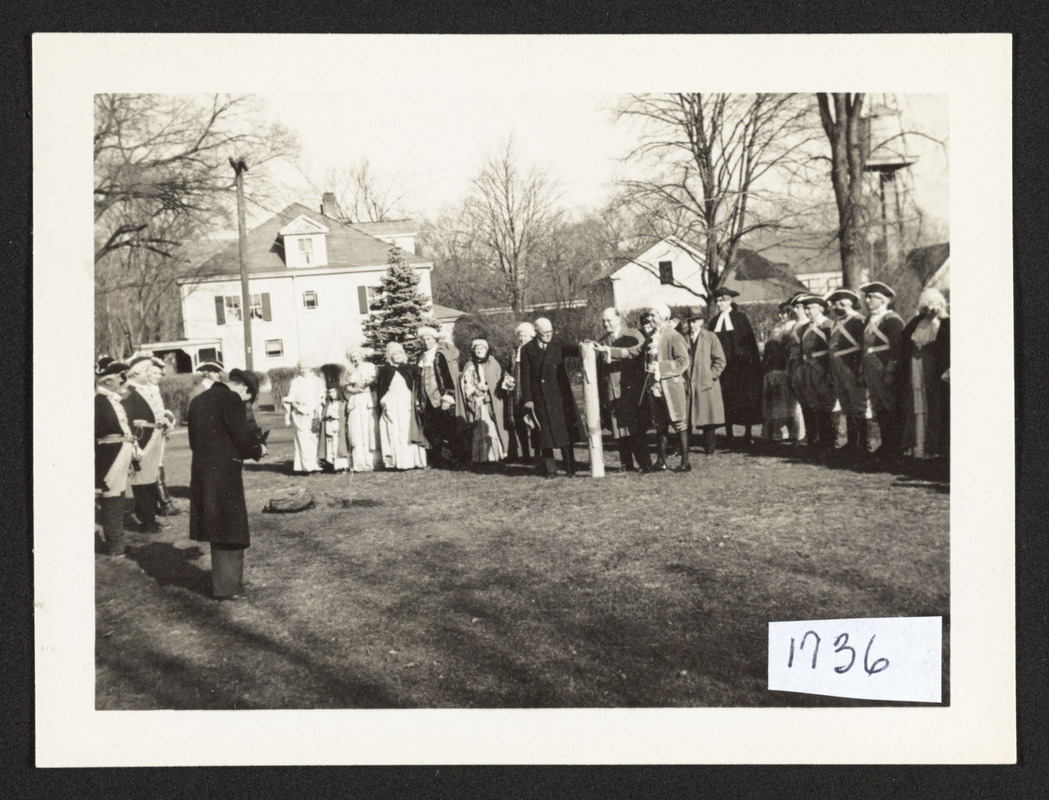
[231,157,253,371]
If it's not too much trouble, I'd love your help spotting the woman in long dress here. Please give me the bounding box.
[343,348,380,472]
[376,342,428,470]
[901,288,950,459]
[460,338,509,467]
[284,359,326,474]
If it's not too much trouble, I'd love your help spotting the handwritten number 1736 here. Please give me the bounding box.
[787,631,889,676]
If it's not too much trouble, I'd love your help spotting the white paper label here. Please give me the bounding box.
[768,616,942,703]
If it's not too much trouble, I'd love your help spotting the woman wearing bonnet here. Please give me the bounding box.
[284,358,326,475]
[901,288,950,459]
[343,348,381,472]
[460,338,510,468]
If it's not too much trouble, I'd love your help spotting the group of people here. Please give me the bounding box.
[277,280,949,480]
[94,353,182,558]
[761,283,950,463]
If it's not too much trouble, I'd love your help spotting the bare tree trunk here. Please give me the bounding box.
[817,93,869,290]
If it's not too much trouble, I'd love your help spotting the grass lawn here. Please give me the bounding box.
[96,409,949,709]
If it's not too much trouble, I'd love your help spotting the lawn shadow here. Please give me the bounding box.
[167,484,191,499]
[244,459,296,474]
[126,541,211,597]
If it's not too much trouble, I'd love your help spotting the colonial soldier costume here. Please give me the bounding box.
[520,317,585,476]
[606,305,692,472]
[826,289,869,453]
[596,308,645,470]
[861,282,906,461]
[415,326,457,468]
[786,293,813,443]
[95,357,135,556]
[682,303,727,456]
[188,360,224,403]
[122,355,169,533]
[798,295,837,449]
[188,368,265,599]
[707,288,763,446]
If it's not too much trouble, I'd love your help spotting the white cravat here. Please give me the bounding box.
[714,311,734,332]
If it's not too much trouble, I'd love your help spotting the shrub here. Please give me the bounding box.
[268,367,298,410]
[158,373,201,425]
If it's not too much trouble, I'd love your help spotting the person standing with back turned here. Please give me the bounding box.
[188,368,266,600]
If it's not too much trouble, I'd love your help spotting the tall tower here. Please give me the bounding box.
[862,96,919,279]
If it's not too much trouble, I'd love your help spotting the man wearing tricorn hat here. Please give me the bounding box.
[122,354,169,534]
[707,287,763,447]
[797,294,837,449]
[827,288,869,453]
[188,367,267,599]
[95,357,136,556]
[680,300,726,456]
[861,281,905,461]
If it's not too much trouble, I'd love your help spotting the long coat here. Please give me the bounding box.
[376,363,430,448]
[799,315,837,411]
[461,356,510,453]
[609,326,691,425]
[188,382,263,548]
[901,315,950,455]
[95,390,133,492]
[597,327,644,438]
[828,311,867,417]
[708,307,764,425]
[519,337,584,449]
[862,310,905,414]
[686,327,727,428]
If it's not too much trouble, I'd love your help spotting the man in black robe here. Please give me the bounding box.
[519,317,584,476]
[188,368,266,600]
[707,288,763,446]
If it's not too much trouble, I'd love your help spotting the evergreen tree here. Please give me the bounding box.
[362,248,433,363]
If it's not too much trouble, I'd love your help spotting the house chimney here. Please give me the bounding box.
[321,192,340,219]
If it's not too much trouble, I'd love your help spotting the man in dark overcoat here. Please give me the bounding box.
[188,368,266,599]
[596,308,645,470]
[708,287,763,446]
[519,317,584,476]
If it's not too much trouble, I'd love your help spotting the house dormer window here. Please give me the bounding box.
[279,214,330,268]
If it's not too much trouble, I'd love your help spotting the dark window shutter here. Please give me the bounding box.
[215,296,225,325]
[261,292,272,321]
[358,285,369,315]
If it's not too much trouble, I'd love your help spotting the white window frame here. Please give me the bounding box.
[298,236,314,265]
[264,339,284,358]
[303,290,319,310]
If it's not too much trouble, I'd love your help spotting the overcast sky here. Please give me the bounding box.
[260,92,950,230]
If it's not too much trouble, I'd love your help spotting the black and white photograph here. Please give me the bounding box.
[34,34,1013,765]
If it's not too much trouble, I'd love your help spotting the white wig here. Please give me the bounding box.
[417,326,439,339]
[515,321,536,338]
[649,302,672,323]
[918,287,948,315]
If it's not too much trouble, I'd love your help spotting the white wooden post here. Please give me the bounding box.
[580,341,605,477]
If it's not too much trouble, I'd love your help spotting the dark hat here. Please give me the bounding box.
[860,281,896,299]
[800,294,828,308]
[778,300,795,313]
[95,356,129,378]
[680,303,708,321]
[826,288,861,306]
[789,292,812,307]
[127,354,153,371]
[227,368,260,401]
[196,361,224,375]
[712,287,740,299]
[150,356,166,368]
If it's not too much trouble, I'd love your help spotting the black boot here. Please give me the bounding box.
[99,495,126,556]
[654,431,669,470]
[619,437,636,471]
[561,447,577,476]
[800,407,817,446]
[633,436,653,471]
[156,466,180,516]
[675,430,691,472]
[857,418,869,455]
[705,426,717,455]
